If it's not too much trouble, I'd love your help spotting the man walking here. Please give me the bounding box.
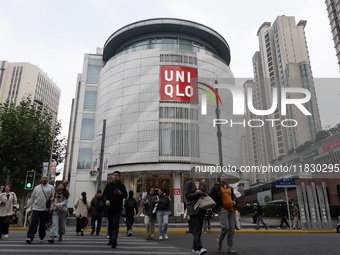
[185,170,207,255]
[26,175,54,244]
[209,173,238,254]
[291,202,301,230]
[255,202,268,230]
[102,171,127,248]
[277,203,290,229]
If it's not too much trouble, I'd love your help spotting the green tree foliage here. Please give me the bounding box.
[0,97,66,225]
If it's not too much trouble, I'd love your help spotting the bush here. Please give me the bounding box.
[263,205,280,217]
[329,205,340,218]
[238,205,255,216]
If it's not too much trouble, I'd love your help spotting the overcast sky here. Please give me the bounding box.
[1,0,339,140]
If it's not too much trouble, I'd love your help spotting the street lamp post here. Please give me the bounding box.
[34,99,57,184]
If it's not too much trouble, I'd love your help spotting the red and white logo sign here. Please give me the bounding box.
[160,66,197,103]
[174,189,180,195]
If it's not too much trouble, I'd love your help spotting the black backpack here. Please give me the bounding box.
[96,198,105,213]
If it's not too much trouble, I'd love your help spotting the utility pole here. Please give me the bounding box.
[97,119,106,192]
[215,80,223,167]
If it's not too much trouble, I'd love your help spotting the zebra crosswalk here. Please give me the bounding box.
[0,231,194,255]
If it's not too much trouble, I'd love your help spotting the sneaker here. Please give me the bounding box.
[106,235,110,239]
[216,238,222,251]
[3,235,8,238]
[96,232,99,236]
[192,249,199,254]
[91,230,94,235]
[159,235,163,240]
[255,227,260,230]
[26,238,32,244]
[199,247,207,255]
[111,242,117,248]
[227,247,237,254]
[164,234,168,240]
[48,239,54,243]
[107,240,112,246]
[265,226,268,230]
[277,227,282,229]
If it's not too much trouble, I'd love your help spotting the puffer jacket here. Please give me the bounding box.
[74,196,91,218]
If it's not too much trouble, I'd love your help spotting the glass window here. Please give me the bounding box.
[84,87,97,110]
[77,148,92,169]
[86,64,102,83]
[80,118,95,138]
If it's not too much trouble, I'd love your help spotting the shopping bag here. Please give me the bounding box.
[235,210,241,230]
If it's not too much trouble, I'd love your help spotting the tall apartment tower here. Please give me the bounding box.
[325,0,340,70]
[0,61,60,115]
[244,16,321,183]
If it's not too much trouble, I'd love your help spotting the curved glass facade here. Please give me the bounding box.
[108,37,224,63]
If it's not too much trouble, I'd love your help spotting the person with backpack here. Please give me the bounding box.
[90,190,105,235]
[209,173,238,254]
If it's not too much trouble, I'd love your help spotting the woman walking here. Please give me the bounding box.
[153,187,171,240]
[48,182,69,243]
[74,192,91,236]
[0,184,18,239]
[141,188,156,240]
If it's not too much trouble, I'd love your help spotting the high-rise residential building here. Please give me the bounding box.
[325,0,340,70]
[0,61,60,115]
[243,16,322,184]
[64,18,242,211]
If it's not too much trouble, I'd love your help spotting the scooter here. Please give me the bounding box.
[337,216,340,233]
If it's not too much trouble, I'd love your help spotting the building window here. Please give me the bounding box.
[80,118,95,138]
[77,148,92,169]
[159,122,199,158]
[84,87,97,110]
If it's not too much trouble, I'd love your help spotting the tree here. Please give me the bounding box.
[0,97,64,226]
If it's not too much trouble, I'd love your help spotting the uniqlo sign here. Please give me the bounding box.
[160,66,197,103]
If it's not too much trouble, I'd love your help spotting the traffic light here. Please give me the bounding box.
[24,171,35,190]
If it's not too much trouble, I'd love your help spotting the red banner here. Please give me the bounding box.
[160,66,197,103]
[322,140,340,153]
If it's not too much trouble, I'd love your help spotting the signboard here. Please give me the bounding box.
[275,180,296,188]
[160,66,197,103]
[42,162,49,176]
[49,161,57,186]
[101,155,109,181]
[303,150,319,160]
[257,190,272,205]
[176,203,185,215]
[174,189,180,195]
[322,139,340,153]
[91,155,98,182]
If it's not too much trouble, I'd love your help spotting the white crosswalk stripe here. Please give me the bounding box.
[0,231,193,255]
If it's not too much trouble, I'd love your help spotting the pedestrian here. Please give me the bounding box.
[74,192,91,236]
[141,187,156,240]
[185,170,207,255]
[26,175,55,244]
[255,202,268,230]
[203,209,213,233]
[153,187,171,240]
[252,203,257,223]
[277,203,290,229]
[90,190,105,235]
[0,184,18,239]
[48,182,70,243]
[291,202,301,230]
[102,171,127,248]
[124,190,138,236]
[209,173,238,254]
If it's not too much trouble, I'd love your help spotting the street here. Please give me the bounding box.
[0,228,338,255]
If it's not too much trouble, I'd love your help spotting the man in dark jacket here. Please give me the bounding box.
[277,203,290,229]
[102,171,127,248]
[124,191,138,236]
[185,169,207,255]
[209,173,237,254]
[255,202,268,230]
[90,190,105,235]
